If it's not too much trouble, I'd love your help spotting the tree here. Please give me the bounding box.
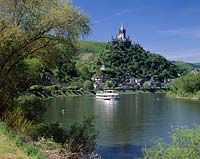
[0,0,90,116]
[83,80,93,91]
[170,72,200,97]
[143,81,151,90]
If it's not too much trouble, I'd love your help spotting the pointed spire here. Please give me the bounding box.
[120,24,124,31]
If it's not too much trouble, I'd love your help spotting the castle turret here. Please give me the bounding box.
[110,25,132,47]
[118,25,126,41]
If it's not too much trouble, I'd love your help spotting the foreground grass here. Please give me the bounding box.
[0,122,46,159]
[0,132,29,159]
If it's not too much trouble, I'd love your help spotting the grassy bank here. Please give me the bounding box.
[167,91,200,100]
[117,89,167,95]
[0,122,46,159]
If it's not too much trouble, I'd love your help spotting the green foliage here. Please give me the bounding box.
[76,56,99,80]
[173,61,193,75]
[78,40,107,54]
[17,93,46,122]
[96,44,178,83]
[170,72,200,97]
[29,84,59,97]
[83,80,93,90]
[143,126,200,159]
[24,58,44,77]
[143,81,151,90]
[30,116,98,154]
[30,122,68,145]
[66,85,80,90]
[0,0,90,117]
[104,80,114,89]
[0,122,46,159]
[67,116,98,153]
[2,108,32,133]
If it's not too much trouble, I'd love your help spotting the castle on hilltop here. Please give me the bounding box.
[110,25,132,47]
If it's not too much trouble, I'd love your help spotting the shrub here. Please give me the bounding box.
[17,94,46,122]
[30,122,68,144]
[83,80,93,91]
[66,85,80,91]
[67,116,98,153]
[2,107,32,133]
[42,85,58,96]
[104,80,114,89]
[143,126,200,159]
[29,85,43,92]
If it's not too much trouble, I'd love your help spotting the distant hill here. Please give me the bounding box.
[172,61,200,74]
[189,62,200,69]
[78,40,107,54]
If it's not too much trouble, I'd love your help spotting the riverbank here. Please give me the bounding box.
[0,122,46,159]
[167,92,200,101]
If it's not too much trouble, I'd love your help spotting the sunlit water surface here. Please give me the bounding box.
[44,94,200,159]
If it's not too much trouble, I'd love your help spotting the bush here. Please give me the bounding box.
[83,80,93,91]
[2,107,32,133]
[42,85,58,96]
[143,126,200,159]
[67,116,98,153]
[17,93,46,122]
[104,80,114,89]
[29,85,43,92]
[30,122,68,144]
[66,85,80,91]
[29,116,98,154]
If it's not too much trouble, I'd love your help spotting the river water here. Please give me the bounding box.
[44,93,200,159]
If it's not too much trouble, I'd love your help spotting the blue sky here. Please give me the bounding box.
[73,0,200,63]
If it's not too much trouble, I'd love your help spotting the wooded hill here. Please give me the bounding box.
[97,43,178,82]
[78,40,199,82]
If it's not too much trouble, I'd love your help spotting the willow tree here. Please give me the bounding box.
[0,0,90,115]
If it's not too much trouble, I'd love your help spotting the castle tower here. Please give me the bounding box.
[118,25,126,41]
[110,25,132,47]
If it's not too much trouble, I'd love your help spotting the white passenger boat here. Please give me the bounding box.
[96,90,120,100]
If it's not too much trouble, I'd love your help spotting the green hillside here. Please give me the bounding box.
[172,61,200,74]
[78,40,107,54]
[96,44,178,82]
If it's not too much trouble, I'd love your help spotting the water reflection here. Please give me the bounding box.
[44,94,200,159]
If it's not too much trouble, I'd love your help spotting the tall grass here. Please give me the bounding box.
[0,122,47,159]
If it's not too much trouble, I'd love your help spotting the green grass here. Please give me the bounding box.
[0,122,47,159]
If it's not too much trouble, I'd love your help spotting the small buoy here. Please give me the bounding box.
[157,97,160,101]
[61,108,65,113]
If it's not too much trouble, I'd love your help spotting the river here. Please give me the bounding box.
[44,93,200,159]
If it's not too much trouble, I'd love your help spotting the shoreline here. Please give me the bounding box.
[167,94,200,101]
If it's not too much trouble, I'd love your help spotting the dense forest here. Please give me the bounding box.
[97,43,178,82]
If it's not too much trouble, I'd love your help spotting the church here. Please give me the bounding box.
[110,25,132,47]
